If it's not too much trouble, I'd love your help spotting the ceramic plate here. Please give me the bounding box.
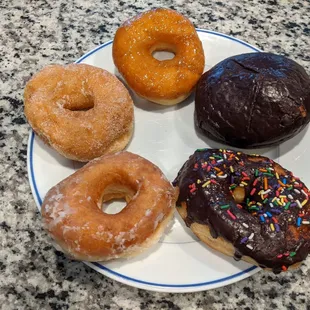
[27,29,310,292]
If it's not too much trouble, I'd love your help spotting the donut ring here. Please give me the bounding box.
[41,152,177,261]
[174,149,310,273]
[24,64,134,162]
[113,8,205,105]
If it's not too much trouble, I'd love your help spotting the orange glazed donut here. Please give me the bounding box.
[41,152,177,261]
[24,64,134,162]
[113,8,205,105]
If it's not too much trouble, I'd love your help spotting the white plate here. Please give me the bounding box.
[27,29,310,292]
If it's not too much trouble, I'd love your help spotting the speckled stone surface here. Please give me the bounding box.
[1,0,310,309]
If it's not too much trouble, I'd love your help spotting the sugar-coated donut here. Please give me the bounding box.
[24,64,134,162]
[41,152,177,261]
[113,8,205,105]
[174,149,310,273]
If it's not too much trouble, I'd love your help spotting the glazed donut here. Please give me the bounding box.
[24,64,134,162]
[173,149,310,273]
[113,8,205,105]
[41,152,177,261]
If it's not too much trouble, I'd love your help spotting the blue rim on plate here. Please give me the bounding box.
[28,29,260,290]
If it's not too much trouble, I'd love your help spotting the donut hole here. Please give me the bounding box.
[62,96,94,112]
[232,186,245,204]
[99,184,135,215]
[152,50,175,61]
[151,43,176,61]
[102,198,127,215]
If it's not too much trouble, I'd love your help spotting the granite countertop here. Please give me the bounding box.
[1,0,310,309]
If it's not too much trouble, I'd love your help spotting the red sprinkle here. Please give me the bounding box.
[242,172,248,177]
[282,265,287,271]
[190,188,197,193]
[237,204,243,209]
[227,210,236,220]
[207,165,211,172]
[253,178,259,186]
[210,179,217,184]
[194,163,198,169]
[272,217,278,224]
[284,252,290,257]
[277,254,283,259]
[276,191,280,197]
[250,188,256,196]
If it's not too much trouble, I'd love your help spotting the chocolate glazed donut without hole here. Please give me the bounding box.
[195,53,310,148]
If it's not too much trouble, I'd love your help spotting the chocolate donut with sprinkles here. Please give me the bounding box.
[173,149,310,273]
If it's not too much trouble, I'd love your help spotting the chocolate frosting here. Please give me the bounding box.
[173,149,310,273]
[195,53,310,148]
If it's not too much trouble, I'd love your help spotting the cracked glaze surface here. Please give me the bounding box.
[1,0,310,309]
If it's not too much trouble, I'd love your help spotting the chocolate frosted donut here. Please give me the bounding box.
[195,53,310,148]
[173,149,310,273]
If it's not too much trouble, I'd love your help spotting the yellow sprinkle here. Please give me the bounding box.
[197,179,202,184]
[276,172,279,179]
[257,202,262,206]
[270,223,275,231]
[235,156,240,160]
[258,190,263,195]
[219,149,222,152]
[281,198,285,205]
[272,197,277,202]
[277,200,283,206]
[279,195,286,198]
[301,199,308,207]
[202,181,211,188]
[241,181,248,186]
[230,166,234,173]
[209,156,215,160]
[261,195,265,201]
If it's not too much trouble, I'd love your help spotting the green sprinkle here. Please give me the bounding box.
[284,202,291,210]
[273,200,279,206]
[220,204,230,210]
[263,198,269,204]
[290,251,296,257]
[196,148,208,152]
[255,169,259,177]
[214,155,223,159]
[263,173,274,177]
[246,198,250,205]
[287,186,293,190]
[230,185,237,190]
[249,206,259,211]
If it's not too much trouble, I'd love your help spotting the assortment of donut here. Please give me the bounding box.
[24,7,310,274]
